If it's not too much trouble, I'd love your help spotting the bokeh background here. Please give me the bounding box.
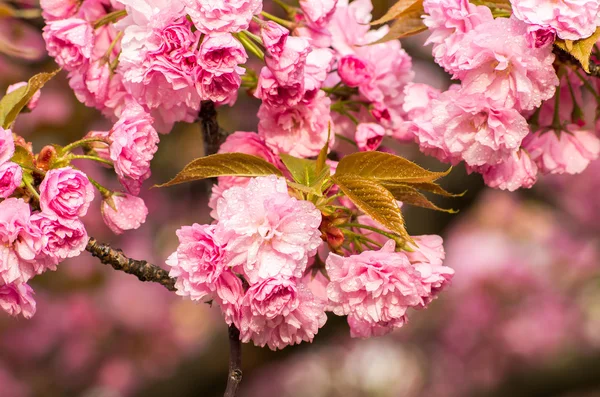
[2,1,600,396]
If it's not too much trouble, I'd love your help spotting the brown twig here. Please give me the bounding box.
[224,325,243,397]
[198,100,230,156]
[85,237,176,291]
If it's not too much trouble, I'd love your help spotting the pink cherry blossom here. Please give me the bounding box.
[258,91,333,158]
[39,167,94,219]
[0,162,22,199]
[43,18,94,71]
[510,0,600,40]
[109,103,159,195]
[7,82,40,111]
[300,0,338,28]
[40,0,78,20]
[260,21,289,59]
[0,282,36,319]
[455,17,558,111]
[215,176,322,284]
[255,67,305,108]
[526,25,556,48]
[31,213,88,268]
[184,0,262,34]
[238,276,327,350]
[355,123,385,151]
[523,128,600,175]
[265,36,311,86]
[214,270,245,326]
[196,69,243,104]
[402,83,441,120]
[101,194,148,234]
[0,198,43,285]
[328,0,375,55]
[166,224,227,302]
[479,150,538,191]
[198,34,247,73]
[338,54,374,88]
[326,240,452,338]
[118,16,200,132]
[0,127,15,165]
[430,90,530,167]
[423,0,493,72]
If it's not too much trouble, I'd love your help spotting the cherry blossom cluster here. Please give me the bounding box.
[168,174,453,349]
[405,0,600,191]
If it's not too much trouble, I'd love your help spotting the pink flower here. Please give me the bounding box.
[109,103,159,195]
[196,70,243,104]
[0,162,22,199]
[479,150,538,191]
[0,282,36,319]
[198,34,247,73]
[166,224,227,302]
[265,36,311,86]
[118,17,200,133]
[184,0,262,34]
[84,130,111,163]
[402,83,441,120]
[0,198,43,284]
[238,276,327,350]
[406,235,454,305]
[423,0,493,72]
[258,91,333,158]
[328,0,376,55]
[31,213,88,268]
[0,127,15,165]
[454,17,558,111]
[214,270,245,326]
[526,25,556,48]
[326,240,452,338]
[39,167,94,219]
[355,123,385,151]
[430,90,530,167]
[255,67,305,108]
[338,54,374,88]
[43,18,94,70]
[260,21,289,59]
[523,128,600,175]
[101,194,148,234]
[40,0,78,20]
[218,131,282,166]
[84,60,111,108]
[6,82,40,111]
[300,0,338,28]
[215,176,322,284]
[510,0,600,40]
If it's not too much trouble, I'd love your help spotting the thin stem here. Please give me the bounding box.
[86,176,113,199]
[224,325,243,397]
[61,138,109,155]
[551,83,562,132]
[235,32,264,61]
[94,9,127,29]
[69,154,113,166]
[341,229,383,248]
[260,11,294,29]
[335,133,358,147]
[339,222,401,241]
[242,30,263,45]
[574,69,600,102]
[23,177,40,201]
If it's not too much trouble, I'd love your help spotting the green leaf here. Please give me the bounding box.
[11,145,34,169]
[334,151,449,183]
[0,70,60,128]
[333,174,410,241]
[382,182,457,213]
[280,154,318,186]
[407,181,465,197]
[315,125,330,175]
[156,153,283,187]
[371,0,423,25]
[555,27,600,73]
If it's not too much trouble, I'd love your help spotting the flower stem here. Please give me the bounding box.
[23,176,40,201]
[235,32,264,61]
[339,222,401,241]
[260,11,294,29]
[61,138,109,156]
[94,9,127,29]
[69,154,113,166]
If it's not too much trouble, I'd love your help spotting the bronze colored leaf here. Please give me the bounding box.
[333,174,410,240]
[368,7,426,45]
[383,182,457,213]
[335,151,449,183]
[370,0,423,25]
[555,27,600,73]
[157,153,283,187]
